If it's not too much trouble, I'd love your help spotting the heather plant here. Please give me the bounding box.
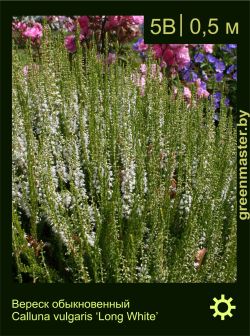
[12,30,237,283]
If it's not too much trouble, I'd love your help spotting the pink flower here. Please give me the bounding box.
[197,87,209,98]
[78,16,90,36]
[105,16,120,30]
[153,44,190,70]
[140,63,147,75]
[13,21,27,32]
[162,47,175,65]
[152,45,163,58]
[23,23,42,41]
[173,87,178,96]
[140,76,146,87]
[104,16,142,42]
[106,53,116,64]
[133,73,146,96]
[131,16,144,25]
[64,18,76,32]
[64,35,76,53]
[150,64,163,81]
[196,79,210,98]
[168,44,188,49]
[203,44,214,53]
[23,64,40,78]
[183,87,191,99]
[175,46,190,69]
[23,65,29,77]
[133,63,163,96]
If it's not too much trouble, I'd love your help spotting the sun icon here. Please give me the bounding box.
[210,294,236,320]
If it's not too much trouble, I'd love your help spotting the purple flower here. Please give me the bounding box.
[224,97,230,107]
[202,71,208,81]
[226,65,235,74]
[232,71,237,80]
[215,73,223,82]
[214,102,220,109]
[213,92,222,101]
[196,79,209,98]
[226,44,237,49]
[183,70,198,83]
[207,54,217,63]
[213,92,222,109]
[214,60,225,73]
[194,53,204,63]
[221,44,237,52]
[133,38,148,52]
[199,80,207,90]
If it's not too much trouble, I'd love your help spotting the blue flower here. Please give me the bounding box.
[214,60,225,73]
[232,71,237,80]
[213,92,222,101]
[182,69,198,83]
[226,44,237,49]
[221,44,237,52]
[194,53,204,63]
[226,65,235,74]
[200,80,207,90]
[202,70,208,81]
[215,73,223,82]
[224,97,230,107]
[132,38,143,51]
[207,54,217,63]
[213,92,222,109]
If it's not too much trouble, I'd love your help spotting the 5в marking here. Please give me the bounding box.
[150,16,239,37]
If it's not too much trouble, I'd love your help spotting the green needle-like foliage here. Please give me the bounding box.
[12,32,237,283]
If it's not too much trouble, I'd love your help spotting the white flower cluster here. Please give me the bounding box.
[198,230,206,248]
[121,159,136,218]
[93,166,101,195]
[12,134,27,172]
[12,40,237,283]
[107,161,114,200]
[179,190,192,217]
[191,157,199,188]
[79,107,90,160]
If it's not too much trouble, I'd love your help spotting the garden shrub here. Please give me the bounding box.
[12,30,237,283]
